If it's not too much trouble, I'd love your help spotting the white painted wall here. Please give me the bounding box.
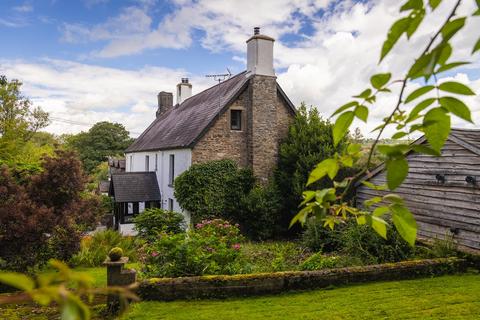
[247,36,275,77]
[125,148,192,226]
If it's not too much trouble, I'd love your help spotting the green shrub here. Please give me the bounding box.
[275,104,351,236]
[340,222,414,264]
[108,247,123,261]
[143,219,244,277]
[133,208,185,242]
[300,253,340,270]
[416,235,458,259]
[70,230,142,267]
[301,217,343,252]
[174,159,254,223]
[299,253,361,271]
[238,241,310,273]
[237,183,283,240]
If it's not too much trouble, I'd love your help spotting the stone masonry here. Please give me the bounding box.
[191,75,294,182]
[191,90,249,166]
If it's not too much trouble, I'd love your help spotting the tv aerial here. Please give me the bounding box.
[205,68,232,83]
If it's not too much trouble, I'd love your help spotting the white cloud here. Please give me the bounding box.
[0,59,213,136]
[13,3,33,13]
[4,0,480,139]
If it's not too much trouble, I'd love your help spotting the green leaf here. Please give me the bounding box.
[429,0,441,10]
[441,17,466,41]
[406,8,425,38]
[406,98,436,123]
[290,205,313,228]
[438,96,473,122]
[473,37,480,54]
[383,193,404,204]
[373,206,390,217]
[438,82,476,96]
[400,0,423,11]
[0,272,35,291]
[371,216,388,239]
[61,293,90,320]
[392,131,408,139]
[347,143,362,154]
[331,101,358,117]
[423,107,451,152]
[370,73,392,89]
[333,111,354,147]
[380,17,411,62]
[391,204,417,246]
[386,156,409,190]
[405,85,435,103]
[436,62,470,73]
[361,181,388,191]
[353,89,372,99]
[307,158,339,186]
[364,196,383,208]
[377,144,409,156]
[354,105,369,122]
[411,144,441,156]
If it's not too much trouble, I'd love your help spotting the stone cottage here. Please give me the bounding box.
[110,28,296,233]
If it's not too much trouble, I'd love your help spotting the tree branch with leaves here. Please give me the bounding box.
[292,0,479,246]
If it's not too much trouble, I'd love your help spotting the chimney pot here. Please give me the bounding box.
[177,78,192,104]
[156,91,173,118]
[246,28,275,77]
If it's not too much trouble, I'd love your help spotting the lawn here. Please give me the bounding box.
[122,273,480,320]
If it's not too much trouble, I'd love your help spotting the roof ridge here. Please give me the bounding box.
[177,70,247,106]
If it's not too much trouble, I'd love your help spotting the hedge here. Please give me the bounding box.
[137,257,467,301]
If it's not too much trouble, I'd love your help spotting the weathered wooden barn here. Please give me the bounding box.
[356,128,480,252]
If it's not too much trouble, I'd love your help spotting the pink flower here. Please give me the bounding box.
[151,251,159,257]
[232,243,241,250]
[196,223,204,229]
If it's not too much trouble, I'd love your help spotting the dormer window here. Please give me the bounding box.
[231,110,242,131]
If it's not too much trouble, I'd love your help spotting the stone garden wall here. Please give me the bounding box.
[137,257,467,301]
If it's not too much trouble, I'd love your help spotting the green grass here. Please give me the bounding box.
[122,274,480,320]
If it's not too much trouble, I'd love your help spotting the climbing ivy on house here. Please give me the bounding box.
[293,0,479,246]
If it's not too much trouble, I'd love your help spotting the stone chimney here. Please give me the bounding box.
[176,78,192,105]
[156,91,173,118]
[246,27,278,183]
[246,27,275,77]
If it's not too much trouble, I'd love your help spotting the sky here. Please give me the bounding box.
[0,0,479,138]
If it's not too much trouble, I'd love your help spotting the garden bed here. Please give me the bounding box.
[137,257,467,301]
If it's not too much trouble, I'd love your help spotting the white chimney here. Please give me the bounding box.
[246,27,275,77]
[176,78,192,105]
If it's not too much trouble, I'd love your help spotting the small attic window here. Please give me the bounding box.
[231,110,242,131]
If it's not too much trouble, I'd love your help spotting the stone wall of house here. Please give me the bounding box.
[249,75,295,183]
[191,90,249,167]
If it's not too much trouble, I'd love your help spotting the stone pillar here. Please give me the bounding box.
[104,257,136,313]
[248,75,278,183]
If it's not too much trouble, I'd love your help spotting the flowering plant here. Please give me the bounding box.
[143,219,244,277]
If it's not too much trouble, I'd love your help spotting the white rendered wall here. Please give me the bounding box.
[125,149,192,226]
[246,37,275,77]
[119,223,137,236]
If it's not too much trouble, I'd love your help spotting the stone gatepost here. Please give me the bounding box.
[104,257,136,313]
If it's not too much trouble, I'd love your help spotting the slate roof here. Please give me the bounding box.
[125,71,296,153]
[109,172,161,203]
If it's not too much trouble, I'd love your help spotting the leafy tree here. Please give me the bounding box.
[66,121,133,173]
[293,0,479,247]
[0,150,101,271]
[275,104,349,235]
[0,75,49,170]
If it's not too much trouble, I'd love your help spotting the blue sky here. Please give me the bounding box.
[0,0,479,136]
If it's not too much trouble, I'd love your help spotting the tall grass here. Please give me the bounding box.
[70,230,143,267]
